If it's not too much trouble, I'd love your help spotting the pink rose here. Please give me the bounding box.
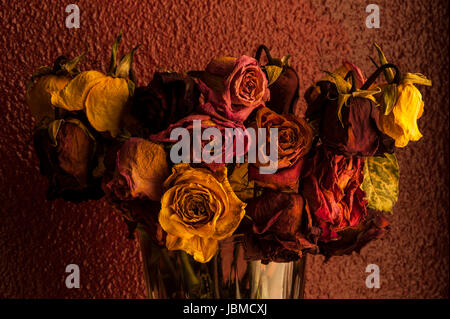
[197,55,269,122]
[149,114,252,171]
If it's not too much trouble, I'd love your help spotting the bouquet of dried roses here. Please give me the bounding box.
[26,34,431,298]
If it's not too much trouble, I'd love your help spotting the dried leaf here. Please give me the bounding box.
[401,73,432,86]
[361,153,399,213]
[381,83,398,115]
[108,32,122,75]
[264,65,283,86]
[374,43,394,83]
[228,163,255,202]
[115,44,141,79]
[322,71,351,94]
[62,50,88,74]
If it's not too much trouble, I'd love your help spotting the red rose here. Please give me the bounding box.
[302,146,367,242]
[243,190,317,264]
[248,107,313,191]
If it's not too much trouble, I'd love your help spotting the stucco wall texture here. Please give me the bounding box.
[0,0,448,299]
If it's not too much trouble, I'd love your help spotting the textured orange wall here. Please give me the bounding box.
[0,0,448,298]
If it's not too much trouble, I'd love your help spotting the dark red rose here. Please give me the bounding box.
[305,67,394,156]
[126,72,200,136]
[243,190,318,264]
[266,66,300,115]
[302,146,367,242]
[322,96,395,156]
[254,45,300,115]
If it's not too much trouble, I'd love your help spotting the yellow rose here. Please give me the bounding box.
[159,164,246,263]
[367,44,431,148]
[379,83,425,147]
[26,74,70,125]
[26,53,88,126]
[50,33,140,138]
[51,70,130,137]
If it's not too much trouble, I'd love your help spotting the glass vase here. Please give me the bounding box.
[137,228,307,299]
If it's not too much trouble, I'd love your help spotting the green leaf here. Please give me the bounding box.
[264,65,283,86]
[374,43,394,83]
[381,83,398,115]
[361,153,399,213]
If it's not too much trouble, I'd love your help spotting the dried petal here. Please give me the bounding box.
[51,70,105,111]
[26,75,70,125]
[85,76,129,137]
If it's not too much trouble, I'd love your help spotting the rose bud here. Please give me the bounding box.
[318,209,390,260]
[51,33,139,138]
[125,72,200,136]
[306,69,394,156]
[196,55,269,123]
[33,117,104,202]
[304,61,366,120]
[26,53,86,127]
[378,79,430,147]
[243,190,317,264]
[254,45,303,115]
[248,106,313,191]
[302,145,367,243]
[159,164,246,263]
[104,138,169,202]
[365,43,432,148]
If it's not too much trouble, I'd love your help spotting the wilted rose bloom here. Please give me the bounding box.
[159,164,246,263]
[306,79,394,156]
[243,190,317,264]
[26,55,86,127]
[302,146,367,242]
[125,72,200,136]
[105,137,169,202]
[323,96,394,156]
[149,114,252,170]
[248,107,313,191]
[304,62,366,119]
[33,117,104,202]
[378,83,425,147]
[197,55,269,122]
[26,74,70,126]
[318,209,389,259]
[51,70,130,137]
